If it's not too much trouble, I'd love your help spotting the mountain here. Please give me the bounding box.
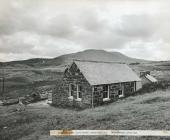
[56,49,147,64]
[0,49,148,68]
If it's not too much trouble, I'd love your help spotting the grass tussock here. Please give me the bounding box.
[139,97,170,104]
[0,109,46,140]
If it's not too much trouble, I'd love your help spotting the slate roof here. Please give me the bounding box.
[74,60,141,85]
[145,74,158,82]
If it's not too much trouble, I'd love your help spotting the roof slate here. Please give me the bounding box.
[74,61,141,85]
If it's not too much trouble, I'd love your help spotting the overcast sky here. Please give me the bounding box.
[0,0,170,62]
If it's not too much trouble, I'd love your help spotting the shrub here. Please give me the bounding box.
[135,81,170,95]
[129,62,140,65]
[32,70,43,75]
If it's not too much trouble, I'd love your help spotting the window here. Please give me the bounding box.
[69,84,74,99]
[76,85,82,101]
[94,86,102,92]
[118,89,122,96]
[130,82,135,92]
[94,87,98,92]
[118,89,124,98]
[103,85,110,101]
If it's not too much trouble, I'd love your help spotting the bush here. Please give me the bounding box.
[32,70,43,75]
[129,62,140,65]
[135,81,170,95]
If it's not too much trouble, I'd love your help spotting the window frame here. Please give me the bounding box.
[103,85,110,101]
[117,83,124,98]
[68,84,74,100]
[76,85,82,101]
[118,89,123,97]
[130,82,135,93]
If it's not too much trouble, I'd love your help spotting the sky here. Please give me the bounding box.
[0,0,170,62]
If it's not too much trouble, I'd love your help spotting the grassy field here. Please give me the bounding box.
[0,66,63,99]
[0,61,170,99]
[130,61,170,81]
[0,61,170,140]
[0,89,170,140]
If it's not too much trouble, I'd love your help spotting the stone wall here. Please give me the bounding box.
[52,80,65,106]
[93,82,136,106]
[140,76,152,85]
[52,62,92,109]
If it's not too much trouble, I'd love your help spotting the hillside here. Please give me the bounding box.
[55,49,147,65]
[1,50,170,100]
[1,90,170,140]
[0,49,148,68]
[0,49,167,99]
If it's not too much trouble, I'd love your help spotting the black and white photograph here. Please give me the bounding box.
[0,0,170,140]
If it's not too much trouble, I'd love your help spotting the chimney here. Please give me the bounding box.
[140,71,150,77]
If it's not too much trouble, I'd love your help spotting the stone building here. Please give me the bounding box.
[140,71,158,85]
[52,60,142,109]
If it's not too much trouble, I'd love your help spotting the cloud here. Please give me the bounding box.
[119,39,170,61]
[41,14,75,38]
[114,14,156,39]
[71,28,130,50]
[0,32,36,54]
[0,0,75,37]
[0,0,170,61]
[76,9,106,32]
[0,31,83,57]
[153,15,170,42]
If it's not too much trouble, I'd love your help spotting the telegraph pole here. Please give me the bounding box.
[1,68,5,99]
[3,68,5,99]
[2,77,4,98]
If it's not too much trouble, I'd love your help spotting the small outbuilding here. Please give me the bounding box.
[52,60,142,108]
[140,71,158,85]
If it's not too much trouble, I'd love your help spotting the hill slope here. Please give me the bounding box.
[0,49,148,68]
[56,49,147,64]
[1,90,170,140]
